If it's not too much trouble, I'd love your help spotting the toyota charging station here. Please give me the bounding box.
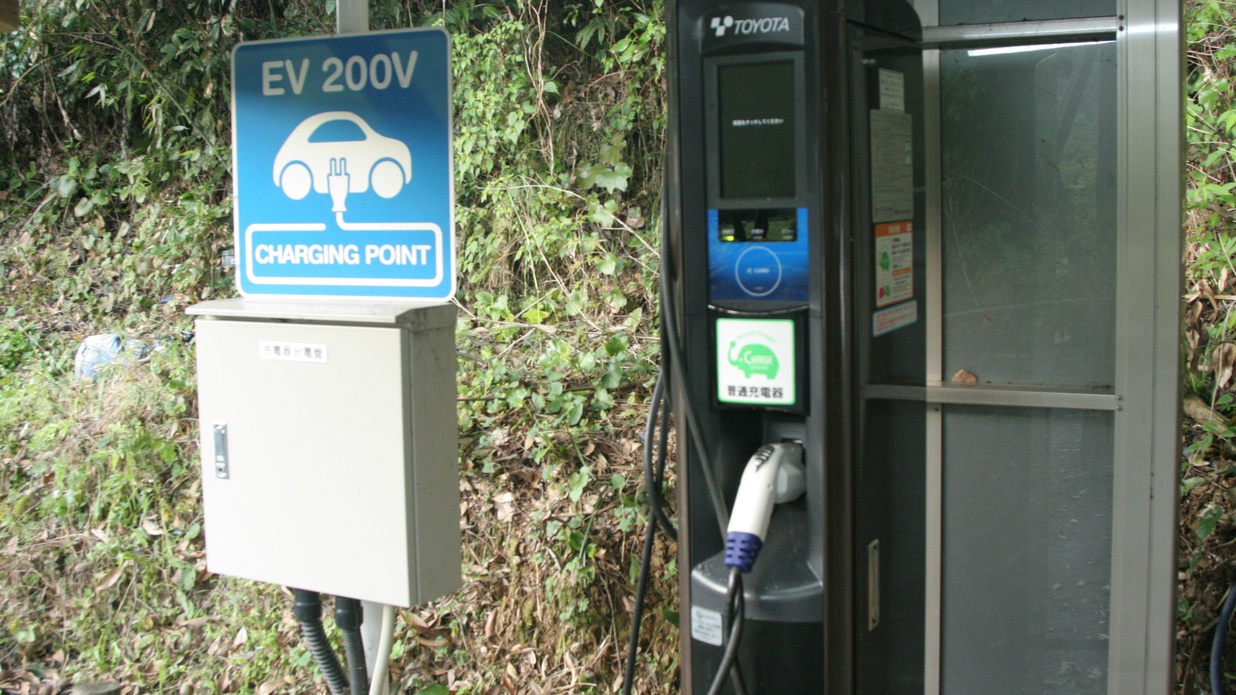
[661,0,1187,693]
[664,1,925,691]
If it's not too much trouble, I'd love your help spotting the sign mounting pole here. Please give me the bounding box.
[337,0,368,34]
[333,1,387,687]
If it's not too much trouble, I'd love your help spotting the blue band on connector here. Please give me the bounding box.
[724,532,763,573]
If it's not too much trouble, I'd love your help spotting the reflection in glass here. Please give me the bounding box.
[942,406,1113,693]
[938,0,1116,26]
[941,42,1117,388]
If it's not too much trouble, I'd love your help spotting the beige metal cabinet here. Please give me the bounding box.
[190,299,459,607]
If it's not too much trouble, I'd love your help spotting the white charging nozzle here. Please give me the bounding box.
[724,442,805,573]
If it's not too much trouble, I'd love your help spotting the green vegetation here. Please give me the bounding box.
[1180,0,1236,691]
[0,1,674,692]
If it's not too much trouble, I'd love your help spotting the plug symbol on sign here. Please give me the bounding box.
[273,111,412,202]
[328,158,350,212]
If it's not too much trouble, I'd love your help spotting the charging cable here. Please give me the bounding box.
[705,442,806,695]
[1214,580,1236,695]
[621,193,724,694]
[707,568,745,695]
[621,371,674,695]
[623,189,767,692]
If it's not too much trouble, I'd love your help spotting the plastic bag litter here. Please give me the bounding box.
[74,334,151,381]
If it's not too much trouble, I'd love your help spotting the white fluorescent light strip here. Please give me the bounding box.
[967,40,1113,57]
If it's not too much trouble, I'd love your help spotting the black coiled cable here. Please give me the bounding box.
[706,568,745,695]
[292,589,349,695]
[335,596,369,695]
[645,374,677,542]
[1213,581,1236,695]
[622,372,675,694]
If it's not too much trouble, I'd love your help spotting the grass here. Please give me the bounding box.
[0,308,679,693]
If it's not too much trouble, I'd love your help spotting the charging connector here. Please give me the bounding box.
[703,442,805,695]
[724,442,805,573]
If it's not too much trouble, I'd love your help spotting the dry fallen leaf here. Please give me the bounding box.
[407,612,429,631]
[95,565,125,593]
[1214,342,1236,389]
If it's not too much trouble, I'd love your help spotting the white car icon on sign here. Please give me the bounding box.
[273,111,412,201]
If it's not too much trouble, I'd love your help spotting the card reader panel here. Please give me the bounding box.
[704,50,810,307]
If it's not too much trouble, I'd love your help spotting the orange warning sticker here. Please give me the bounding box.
[875,221,913,308]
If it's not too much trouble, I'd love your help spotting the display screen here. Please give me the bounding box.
[717,60,798,200]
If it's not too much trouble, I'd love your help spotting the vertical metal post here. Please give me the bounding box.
[361,602,385,687]
[336,0,369,34]
[912,2,942,693]
[921,44,942,689]
[335,6,383,687]
[1107,0,1182,692]
[0,0,19,32]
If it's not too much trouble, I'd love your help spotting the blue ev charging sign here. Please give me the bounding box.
[231,28,453,299]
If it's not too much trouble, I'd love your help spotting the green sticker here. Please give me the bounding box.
[728,341,780,379]
[715,318,796,406]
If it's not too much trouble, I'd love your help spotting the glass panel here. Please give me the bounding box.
[938,0,1116,26]
[941,42,1117,388]
[941,406,1113,694]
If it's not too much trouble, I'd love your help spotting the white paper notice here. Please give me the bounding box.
[870,109,914,223]
[879,69,905,112]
